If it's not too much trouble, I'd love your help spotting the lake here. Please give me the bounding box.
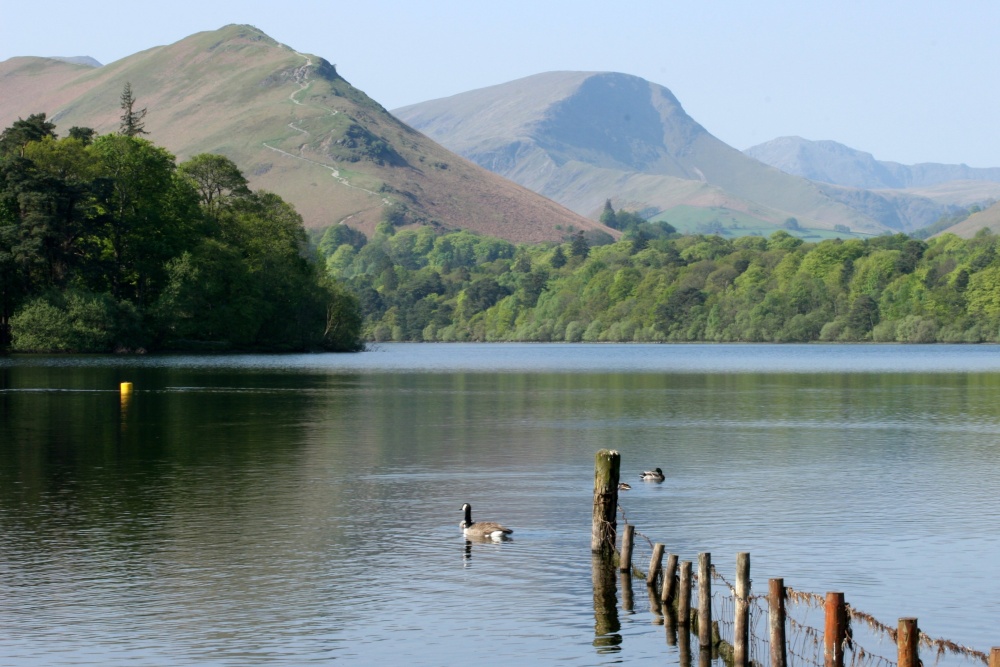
[1,343,999,666]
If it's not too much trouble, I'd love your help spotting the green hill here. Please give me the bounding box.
[0,26,602,243]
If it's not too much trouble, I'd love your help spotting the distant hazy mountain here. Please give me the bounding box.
[50,56,102,67]
[395,72,966,236]
[745,136,1000,190]
[0,26,598,242]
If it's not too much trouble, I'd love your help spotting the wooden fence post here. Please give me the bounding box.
[647,543,665,587]
[990,648,1000,667]
[824,592,846,667]
[769,578,787,667]
[679,560,693,626]
[698,552,712,648]
[661,553,679,605]
[619,524,635,573]
[734,552,750,667]
[592,450,620,556]
[898,618,919,667]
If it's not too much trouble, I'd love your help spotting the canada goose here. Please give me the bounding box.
[618,482,632,490]
[640,468,665,482]
[461,503,513,540]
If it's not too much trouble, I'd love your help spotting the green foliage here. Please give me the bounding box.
[0,113,57,157]
[11,290,141,352]
[322,223,1000,344]
[0,115,362,352]
[178,154,250,218]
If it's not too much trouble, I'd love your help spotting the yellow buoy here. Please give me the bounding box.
[120,382,133,395]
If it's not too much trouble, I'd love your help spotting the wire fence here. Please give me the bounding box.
[619,522,989,667]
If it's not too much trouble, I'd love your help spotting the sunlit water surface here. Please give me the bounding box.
[2,343,999,666]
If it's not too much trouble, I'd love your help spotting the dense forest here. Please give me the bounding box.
[7,106,1000,352]
[319,216,1000,344]
[0,111,363,353]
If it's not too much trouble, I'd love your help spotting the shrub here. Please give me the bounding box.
[11,291,141,352]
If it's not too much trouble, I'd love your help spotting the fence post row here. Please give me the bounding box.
[595,450,997,664]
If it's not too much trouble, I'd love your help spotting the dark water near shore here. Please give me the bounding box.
[1,343,999,665]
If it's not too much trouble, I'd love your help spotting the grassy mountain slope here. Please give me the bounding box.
[0,26,601,243]
[394,71,899,237]
[939,201,1000,237]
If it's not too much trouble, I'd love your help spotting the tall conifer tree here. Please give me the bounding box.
[118,82,148,137]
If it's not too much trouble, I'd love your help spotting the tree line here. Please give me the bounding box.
[0,111,362,352]
[320,218,1000,344]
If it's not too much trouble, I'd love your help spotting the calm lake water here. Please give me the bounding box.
[2,343,999,666]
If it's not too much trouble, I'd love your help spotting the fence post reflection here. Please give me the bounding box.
[592,554,621,650]
[620,572,634,613]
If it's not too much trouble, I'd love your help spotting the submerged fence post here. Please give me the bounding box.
[698,552,712,648]
[769,578,787,667]
[661,552,679,605]
[647,543,665,587]
[824,592,846,667]
[734,552,750,667]
[591,449,620,556]
[619,524,635,573]
[898,618,919,667]
[679,560,693,626]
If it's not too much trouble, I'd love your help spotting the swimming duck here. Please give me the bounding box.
[640,468,665,482]
[461,503,513,540]
[618,482,632,490]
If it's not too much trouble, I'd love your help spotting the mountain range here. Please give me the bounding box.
[4,26,1000,241]
[744,136,1000,190]
[0,25,600,243]
[394,72,1000,238]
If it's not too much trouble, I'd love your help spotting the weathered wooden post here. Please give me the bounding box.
[661,552,679,605]
[824,592,846,667]
[769,578,787,667]
[734,552,750,667]
[698,552,713,648]
[592,449,620,556]
[678,560,693,626]
[619,524,635,573]
[647,543,665,587]
[898,618,919,667]
[990,648,1000,667]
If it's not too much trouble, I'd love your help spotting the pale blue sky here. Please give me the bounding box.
[3,1,998,167]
